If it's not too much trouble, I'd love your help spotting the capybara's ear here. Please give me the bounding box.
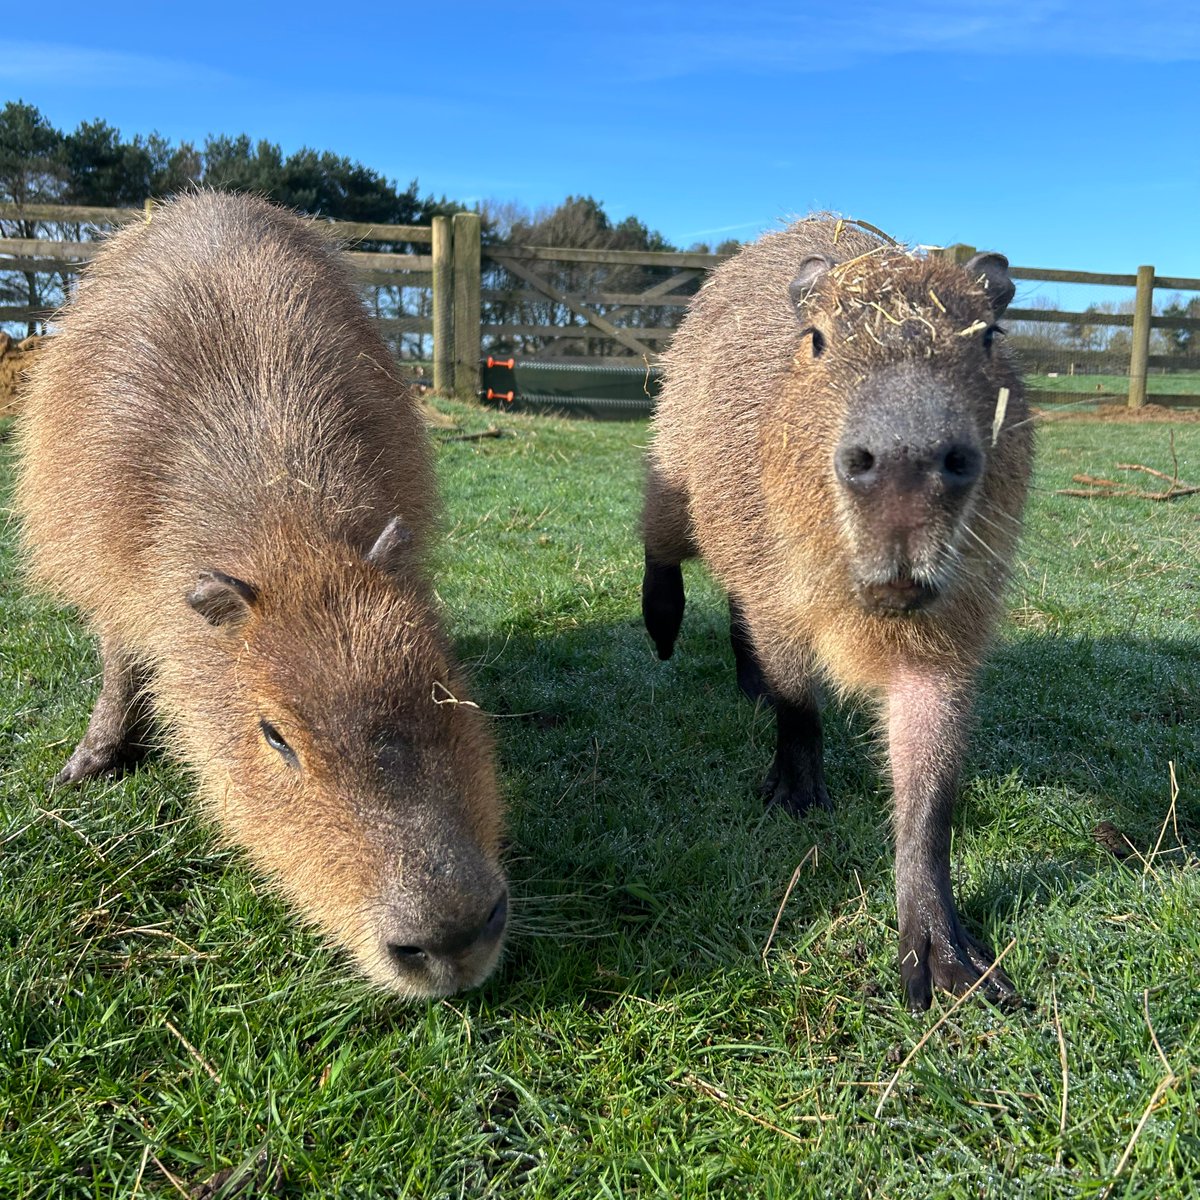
[964,252,1015,317]
[788,255,836,314]
[187,569,258,628]
[365,516,413,574]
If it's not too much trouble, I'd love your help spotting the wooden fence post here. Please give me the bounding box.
[941,243,977,266]
[1128,264,1154,409]
[432,215,453,396]
[452,212,481,402]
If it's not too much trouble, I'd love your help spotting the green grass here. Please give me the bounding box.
[2,407,1198,1198]
[1026,371,1200,397]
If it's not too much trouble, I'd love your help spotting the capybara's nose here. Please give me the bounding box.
[385,888,508,973]
[835,438,981,495]
[935,442,983,491]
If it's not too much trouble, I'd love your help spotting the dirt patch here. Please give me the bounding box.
[0,332,46,417]
[1035,402,1200,424]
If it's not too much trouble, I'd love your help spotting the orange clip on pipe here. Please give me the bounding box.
[486,388,515,403]
[486,356,515,370]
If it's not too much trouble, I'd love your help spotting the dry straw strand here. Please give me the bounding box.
[873,938,1018,1119]
[761,845,819,965]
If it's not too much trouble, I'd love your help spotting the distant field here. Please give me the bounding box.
[2,407,1198,1197]
[1026,372,1200,397]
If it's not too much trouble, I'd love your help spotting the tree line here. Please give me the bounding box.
[1,101,739,355]
[4,100,1193,365]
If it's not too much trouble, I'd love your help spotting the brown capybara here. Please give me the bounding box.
[14,192,507,997]
[642,215,1031,1011]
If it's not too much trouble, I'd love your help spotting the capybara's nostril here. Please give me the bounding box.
[939,443,982,489]
[388,943,427,966]
[835,443,878,490]
[484,892,509,941]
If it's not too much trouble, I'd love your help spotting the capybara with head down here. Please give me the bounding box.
[14,192,507,997]
[642,215,1031,1010]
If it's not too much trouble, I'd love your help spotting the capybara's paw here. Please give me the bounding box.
[898,922,1018,1012]
[53,740,131,786]
[760,759,832,816]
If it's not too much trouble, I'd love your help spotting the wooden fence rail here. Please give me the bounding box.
[3,204,1200,407]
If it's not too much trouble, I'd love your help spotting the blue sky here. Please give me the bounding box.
[4,1,1199,300]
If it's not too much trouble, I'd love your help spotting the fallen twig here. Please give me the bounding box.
[681,1073,825,1144]
[761,845,818,965]
[439,427,504,442]
[1052,984,1069,1167]
[874,938,1018,1119]
[1099,991,1179,1197]
[1057,433,1199,501]
[1057,470,1199,502]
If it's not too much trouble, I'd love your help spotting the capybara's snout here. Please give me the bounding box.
[380,884,509,997]
[371,845,508,997]
[834,431,982,499]
[835,366,985,507]
[834,371,988,611]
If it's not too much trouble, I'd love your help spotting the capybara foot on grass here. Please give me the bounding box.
[759,693,832,816]
[54,641,153,785]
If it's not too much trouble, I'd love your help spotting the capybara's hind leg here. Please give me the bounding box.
[641,467,695,660]
[729,598,770,702]
[642,551,685,660]
[761,690,832,816]
[56,639,153,785]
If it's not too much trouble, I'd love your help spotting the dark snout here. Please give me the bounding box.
[384,885,508,993]
[835,370,985,613]
[834,437,981,498]
[375,836,509,997]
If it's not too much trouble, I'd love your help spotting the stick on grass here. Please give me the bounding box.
[874,938,1018,1119]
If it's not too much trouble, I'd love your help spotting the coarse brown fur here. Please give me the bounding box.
[13,192,506,997]
[642,214,1033,1009]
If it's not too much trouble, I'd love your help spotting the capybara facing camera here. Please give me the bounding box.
[14,193,507,997]
[642,216,1032,1010]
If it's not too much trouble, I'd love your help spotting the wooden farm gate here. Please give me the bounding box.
[4,204,1200,409]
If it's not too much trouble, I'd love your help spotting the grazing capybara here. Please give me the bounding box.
[14,192,507,997]
[642,215,1031,1010]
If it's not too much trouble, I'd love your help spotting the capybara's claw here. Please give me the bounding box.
[53,741,126,786]
[899,925,1019,1012]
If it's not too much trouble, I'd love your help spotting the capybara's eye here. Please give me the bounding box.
[260,719,298,768]
[798,326,826,358]
[982,324,1004,352]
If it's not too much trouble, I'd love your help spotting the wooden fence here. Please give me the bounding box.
[4,203,1200,408]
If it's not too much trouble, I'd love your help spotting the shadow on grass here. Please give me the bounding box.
[16,601,1195,1013]
[454,612,1199,1001]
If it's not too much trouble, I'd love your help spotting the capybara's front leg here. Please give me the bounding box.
[887,667,1017,1011]
[55,638,153,785]
[761,691,831,815]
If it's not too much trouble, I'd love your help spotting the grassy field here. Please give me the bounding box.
[2,406,1198,1198]
[1025,372,1200,398]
